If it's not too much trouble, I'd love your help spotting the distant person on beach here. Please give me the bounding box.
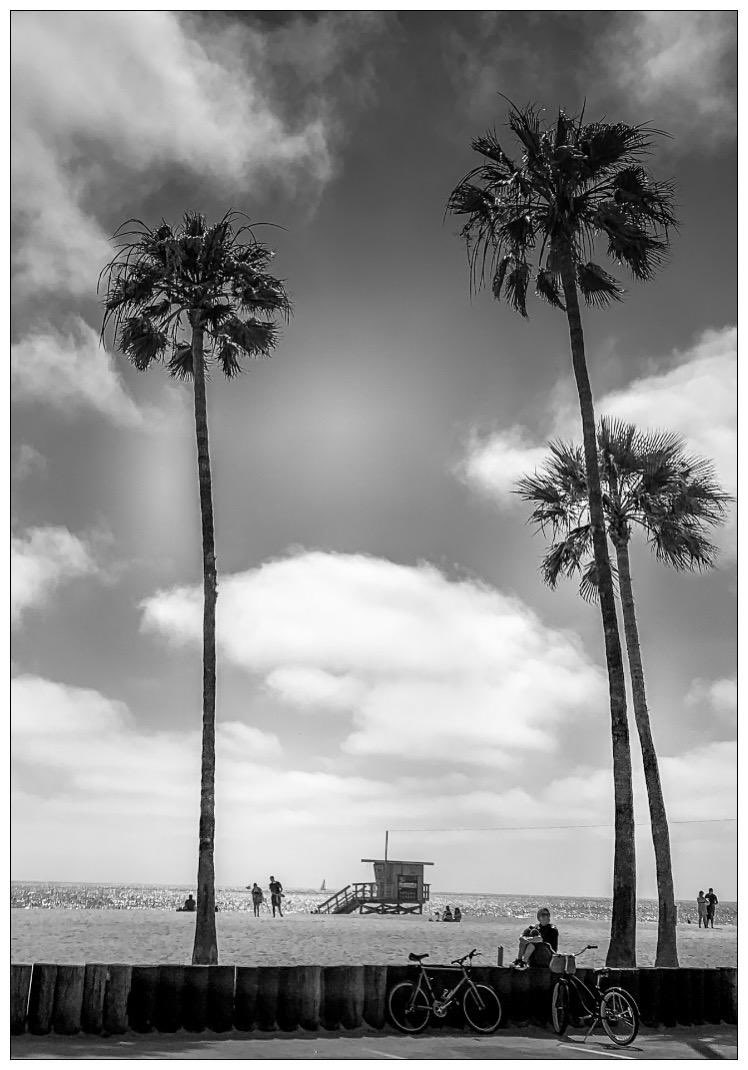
[443,906,453,922]
[512,907,558,969]
[269,876,284,918]
[454,907,462,922]
[180,894,196,912]
[251,883,264,917]
[705,888,718,928]
[432,909,441,922]
[697,890,708,928]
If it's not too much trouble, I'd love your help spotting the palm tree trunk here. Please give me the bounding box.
[559,256,637,967]
[190,323,219,965]
[613,538,678,966]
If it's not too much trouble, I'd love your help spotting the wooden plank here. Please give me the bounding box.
[81,964,108,1034]
[183,966,209,1032]
[363,965,387,1029]
[155,965,185,1033]
[102,964,131,1035]
[28,964,58,1035]
[10,964,33,1035]
[128,965,159,1033]
[207,966,235,1032]
[234,966,258,1031]
[255,966,280,1031]
[52,965,85,1035]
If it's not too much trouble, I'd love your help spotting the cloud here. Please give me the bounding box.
[141,550,607,768]
[686,676,737,727]
[457,326,736,553]
[11,12,384,299]
[605,12,736,148]
[12,444,47,481]
[12,318,144,427]
[11,526,101,623]
[10,673,734,894]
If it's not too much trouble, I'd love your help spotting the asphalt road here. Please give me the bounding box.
[11,1025,737,1060]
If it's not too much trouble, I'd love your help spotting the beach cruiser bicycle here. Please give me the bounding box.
[388,948,502,1033]
[550,944,639,1046]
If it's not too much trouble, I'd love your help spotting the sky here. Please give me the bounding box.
[11,10,737,899]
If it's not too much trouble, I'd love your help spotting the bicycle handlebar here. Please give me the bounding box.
[450,948,480,966]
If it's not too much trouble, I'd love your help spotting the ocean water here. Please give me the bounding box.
[10,882,737,927]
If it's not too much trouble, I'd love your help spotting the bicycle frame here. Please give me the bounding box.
[410,962,473,1015]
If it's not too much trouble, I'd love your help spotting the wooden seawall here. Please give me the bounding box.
[11,963,737,1036]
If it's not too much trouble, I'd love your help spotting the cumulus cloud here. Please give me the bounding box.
[458,326,737,553]
[11,11,384,298]
[686,676,737,726]
[11,526,101,623]
[605,12,736,148]
[10,673,735,894]
[12,318,144,427]
[141,550,607,768]
[12,444,47,481]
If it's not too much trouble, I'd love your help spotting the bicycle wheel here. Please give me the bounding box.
[600,987,639,1046]
[388,981,430,1033]
[551,980,570,1035]
[463,984,502,1033]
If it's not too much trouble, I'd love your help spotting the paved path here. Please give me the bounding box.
[11,1025,737,1060]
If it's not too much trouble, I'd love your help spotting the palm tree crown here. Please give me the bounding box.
[447,100,678,315]
[100,210,291,378]
[516,418,731,596]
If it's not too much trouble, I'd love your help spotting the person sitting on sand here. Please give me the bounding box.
[180,894,196,912]
[432,909,441,922]
[269,875,284,918]
[705,888,718,928]
[512,907,558,969]
[453,907,462,922]
[443,905,453,922]
[697,890,708,928]
[251,882,264,918]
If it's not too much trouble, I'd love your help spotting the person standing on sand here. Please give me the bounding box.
[697,890,708,928]
[269,875,284,918]
[705,888,718,928]
[251,883,264,918]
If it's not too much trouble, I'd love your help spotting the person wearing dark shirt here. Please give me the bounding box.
[705,888,718,928]
[443,906,453,922]
[454,907,462,922]
[179,894,196,912]
[512,907,559,968]
[269,876,284,918]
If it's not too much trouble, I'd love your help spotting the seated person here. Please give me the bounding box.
[443,906,453,922]
[179,894,196,912]
[453,907,462,922]
[432,909,441,922]
[512,907,558,969]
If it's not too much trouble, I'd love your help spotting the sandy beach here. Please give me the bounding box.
[11,909,735,968]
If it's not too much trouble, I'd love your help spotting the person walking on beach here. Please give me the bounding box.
[251,883,264,918]
[705,888,718,928]
[697,890,708,928]
[269,875,284,918]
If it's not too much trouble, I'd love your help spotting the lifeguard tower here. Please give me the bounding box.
[315,834,433,915]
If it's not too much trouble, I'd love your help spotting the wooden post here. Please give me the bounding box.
[255,966,280,1031]
[81,964,108,1034]
[322,965,364,1030]
[277,966,302,1031]
[183,965,209,1032]
[52,965,85,1035]
[703,967,722,1024]
[234,966,258,1032]
[363,965,387,1029]
[207,966,236,1032]
[102,965,131,1035]
[659,968,678,1028]
[690,969,705,1026]
[155,965,185,1033]
[128,965,159,1033]
[720,968,737,1025]
[28,963,58,1035]
[638,969,662,1027]
[298,966,322,1031]
[10,964,32,1035]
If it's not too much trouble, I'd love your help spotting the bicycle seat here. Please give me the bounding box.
[408,952,429,962]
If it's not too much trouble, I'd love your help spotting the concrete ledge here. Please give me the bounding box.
[11,963,738,1036]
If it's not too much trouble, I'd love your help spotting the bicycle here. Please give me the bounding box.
[388,948,502,1034]
[550,944,639,1046]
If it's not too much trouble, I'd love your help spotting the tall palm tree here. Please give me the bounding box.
[517,419,731,966]
[100,211,291,964]
[448,100,677,965]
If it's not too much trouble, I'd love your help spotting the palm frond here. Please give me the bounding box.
[504,262,531,316]
[535,267,565,309]
[220,315,278,359]
[166,344,194,380]
[576,262,624,308]
[541,524,594,588]
[119,316,167,370]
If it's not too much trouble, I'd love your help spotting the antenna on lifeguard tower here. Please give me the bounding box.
[384,829,389,862]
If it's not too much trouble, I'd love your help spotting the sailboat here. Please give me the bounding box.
[320,879,326,892]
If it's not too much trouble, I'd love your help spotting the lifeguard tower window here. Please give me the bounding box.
[398,875,418,902]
